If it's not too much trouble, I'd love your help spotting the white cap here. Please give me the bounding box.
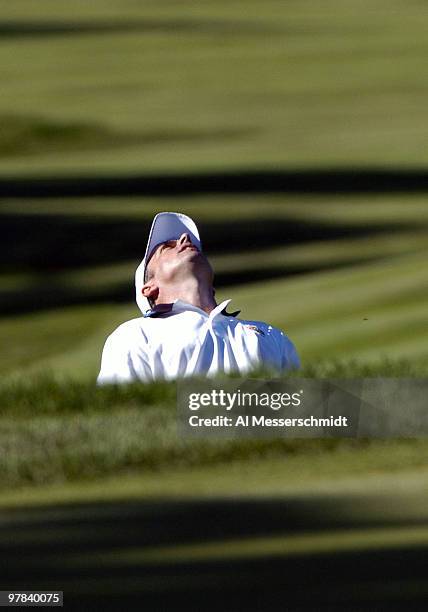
[135,212,202,315]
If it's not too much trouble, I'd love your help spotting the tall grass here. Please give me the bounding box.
[1,359,426,490]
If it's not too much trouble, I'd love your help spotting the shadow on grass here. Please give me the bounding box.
[0,255,386,316]
[2,168,428,198]
[0,17,382,41]
[0,113,256,158]
[2,166,427,314]
[0,214,404,271]
[0,18,281,39]
[1,495,428,610]
[0,212,405,314]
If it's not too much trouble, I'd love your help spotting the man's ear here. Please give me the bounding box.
[142,282,159,301]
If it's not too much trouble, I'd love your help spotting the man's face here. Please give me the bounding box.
[145,232,213,286]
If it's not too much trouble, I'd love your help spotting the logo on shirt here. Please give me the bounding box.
[245,325,265,336]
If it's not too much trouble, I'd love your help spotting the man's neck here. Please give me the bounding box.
[157,279,217,314]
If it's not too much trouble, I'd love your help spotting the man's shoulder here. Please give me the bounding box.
[104,316,147,344]
[235,317,284,336]
[235,316,300,368]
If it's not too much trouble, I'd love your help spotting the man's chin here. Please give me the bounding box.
[179,252,212,274]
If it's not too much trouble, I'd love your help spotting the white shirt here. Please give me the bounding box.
[97,299,300,384]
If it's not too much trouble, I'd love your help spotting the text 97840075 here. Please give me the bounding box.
[0,592,63,607]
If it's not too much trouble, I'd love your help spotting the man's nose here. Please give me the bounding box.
[178,232,192,245]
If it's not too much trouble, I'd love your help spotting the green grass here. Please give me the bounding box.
[0,304,119,377]
[0,114,131,157]
[0,113,250,159]
[1,8,428,608]
[0,0,427,510]
[3,193,428,224]
[2,455,428,509]
[0,359,427,495]
[0,0,428,175]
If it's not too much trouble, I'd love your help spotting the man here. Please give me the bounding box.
[97,212,299,384]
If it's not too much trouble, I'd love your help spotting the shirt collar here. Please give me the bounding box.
[143,299,240,319]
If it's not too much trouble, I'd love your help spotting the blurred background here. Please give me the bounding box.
[1,1,428,609]
[1,0,428,380]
